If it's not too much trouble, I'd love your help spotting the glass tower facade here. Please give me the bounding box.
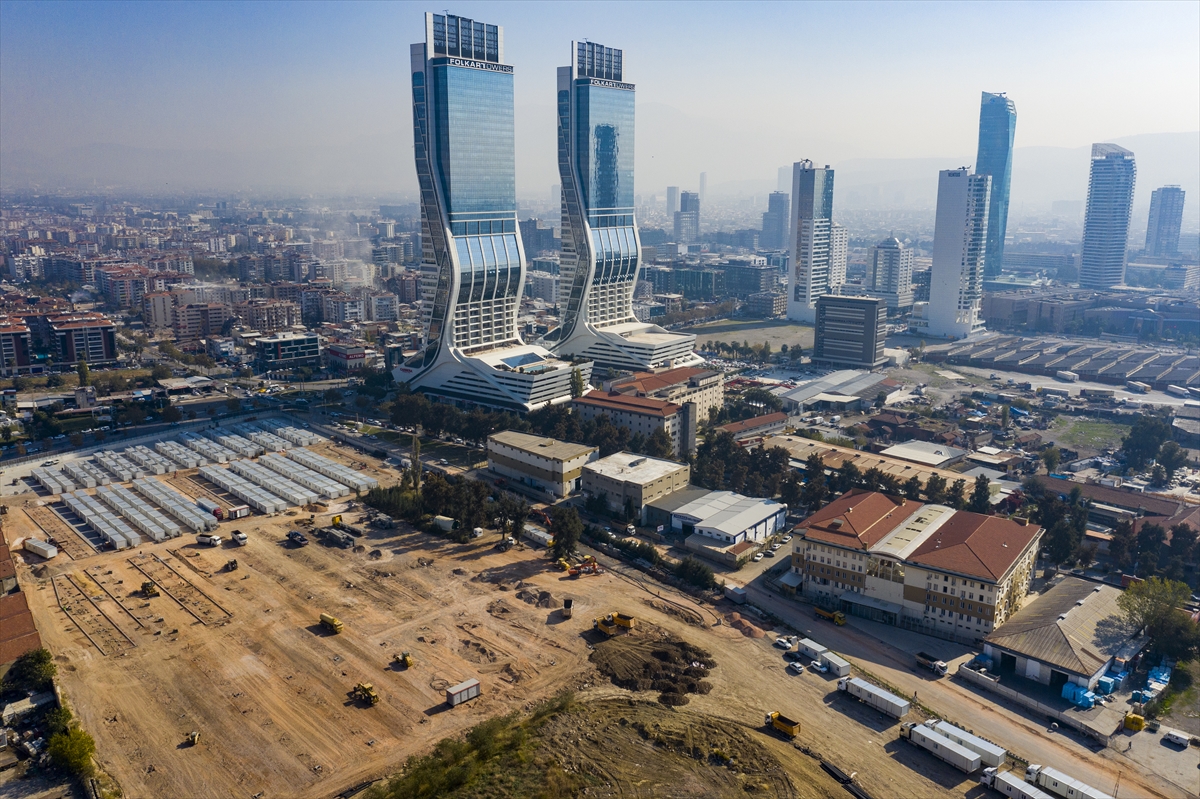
[787,161,835,323]
[1145,185,1185,257]
[975,92,1017,279]
[550,40,699,370]
[1080,144,1136,289]
[398,13,588,411]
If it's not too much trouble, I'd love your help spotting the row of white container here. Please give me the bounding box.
[31,468,76,495]
[232,423,292,452]
[228,459,318,507]
[180,432,237,463]
[60,490,142,550]
[93,450,145,482]
[205,430,263,458]
[258,453,348,498]
[62,460,111,488]
[155,440,206,469]
[198,465,288,513]
[94,484,181,541]
[123,445,175,475]
[286,449,377,493]
[132,477,219,532]
[257,418,323,447]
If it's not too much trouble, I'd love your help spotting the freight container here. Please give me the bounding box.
[837,677,909,719]
[820,652,851,677]
[899,722,981,773]
[24,538,58,559]
[227,505,251,519]
[1025,765,1113,799]
[446,678,481,707]
[928,721,1006,767]
[1165,385,1188,398]
[1125,381,1150,394]
[1054,371,1078,382]
[724,585,747,604]
[797,638,828,661]
[980,768,1054,799]
[197,498,223,516]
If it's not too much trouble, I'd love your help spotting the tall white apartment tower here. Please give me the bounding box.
[830,223,848,290]
[921,168,990,339]
[787,161,835,323]
[546,40,700,371]
[1080,144,1136,289]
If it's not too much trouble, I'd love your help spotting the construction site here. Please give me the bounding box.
[0,421,1182,799]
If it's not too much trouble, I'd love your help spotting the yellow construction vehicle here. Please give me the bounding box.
[186,730,201,746]
[320,613,344,634]
[815,607,846,625]
[556,558,572,572]
[765,711,800,738]
[141,581,160,598]
[393,651,414,669]
[352,682,380,706]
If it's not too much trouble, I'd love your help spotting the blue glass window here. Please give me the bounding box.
[574,83,634,215]
[433,65,516,216]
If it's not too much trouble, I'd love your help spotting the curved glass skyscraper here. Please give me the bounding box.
[394,13,589,412]
[547,41,700,371]
[975,92,1016,279]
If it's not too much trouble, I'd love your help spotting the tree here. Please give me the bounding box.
[1044,519,1080,565]
[1118,576,1192,634]
[225,396,241,414]
[1168,523,1197,564]
[410,434,422,496]
[1149,464,1168,487]
[968,475,992,514]
[1108,519,1136,571]
[324,387,342,404]
[780,473,803,509]
[1000,405,1009,429]
[45,373,63,388]
[674,556,717,590]
[150,363,172,381]
[903,475,923,501]
[48,728,96,777]
[548,506,584,560]
[76,358,90,387]
[1120,414,1172,472]
[874,391,887,409]
[569,368,585,399]
[645,428,673,460]
[161,404,182,423]
[945,479,967,510]
[1041,446,1061,474]
[4,647,55,691]
[1157,441,1189,482]
[923,473,947,504]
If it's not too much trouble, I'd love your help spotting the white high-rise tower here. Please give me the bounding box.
[918,168,990,340]
[1080,144,1136,289]
[786,161,835,323]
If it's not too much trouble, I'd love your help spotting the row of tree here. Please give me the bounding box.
[789,452,993,515]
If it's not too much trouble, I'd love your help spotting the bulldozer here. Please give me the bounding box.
[141,581,160,598]
[352,682,380,706]
[393,651,414,670]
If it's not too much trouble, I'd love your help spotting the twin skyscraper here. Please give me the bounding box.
[394,12,699,413]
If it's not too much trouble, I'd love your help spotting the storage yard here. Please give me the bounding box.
[0,421,1189,798]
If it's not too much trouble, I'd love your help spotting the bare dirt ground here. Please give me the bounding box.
[0,441,1058,799]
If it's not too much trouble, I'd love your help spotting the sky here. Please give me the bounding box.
[1,0,1198,207]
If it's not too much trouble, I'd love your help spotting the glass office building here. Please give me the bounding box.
[975,92,1017,279]
[395,12,588,412]
[548,41,699,370]
[786,161,836,324]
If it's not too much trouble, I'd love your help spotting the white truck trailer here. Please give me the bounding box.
[929,720,1006,768]
[1024,765,1113,799]
[820,651,851,677]
[899,722,980,773]
[837,676,909,719]
[981,768,1054,799]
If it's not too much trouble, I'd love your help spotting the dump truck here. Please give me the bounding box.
[320,613,344,634]
[927,721,1005,768]
[562,598,573,619]
[1024,765,1113,799]
[765,711,801,738]
[446,678,481,707]
[916,651,949,676]
[141,581,160,598]
[980,768,1054,799]
[900,722,981,773]
[352,682,380,706]
[816,607,846,625]
[837,676,909,719]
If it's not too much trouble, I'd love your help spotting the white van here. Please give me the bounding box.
[1162,730,1190,747]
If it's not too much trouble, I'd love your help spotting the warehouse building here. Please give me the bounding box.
[581,452,690,523]
[983,577,1145,692]
[486,432,598,498]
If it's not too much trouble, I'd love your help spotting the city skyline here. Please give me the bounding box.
[1,1,1197,215]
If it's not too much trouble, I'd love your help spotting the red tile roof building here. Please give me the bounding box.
[792,489,1043,642]
[573,390,695,457]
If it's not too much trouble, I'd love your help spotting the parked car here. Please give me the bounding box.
[787,661,805,674]
[752,552,764,562]
[809,660,828,674]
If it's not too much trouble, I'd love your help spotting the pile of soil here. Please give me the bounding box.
[515,588,561,609]
[726,612,766,638]
[590,628,715,707]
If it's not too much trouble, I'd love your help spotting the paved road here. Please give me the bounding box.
[739,580,1186,799]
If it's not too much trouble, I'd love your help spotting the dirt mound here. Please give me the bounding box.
[515,588,561,609]
[488,599,514,616]
[726,612,766,638]
[590,628,715,707]
[643,597,704,626]
[460,639,499,663]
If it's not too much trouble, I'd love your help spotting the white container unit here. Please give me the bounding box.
[258,453,348,498]
[124,445,174,475]
[205,430,263,458]
[132,478,218,532]
[286,449,377,493]
[1024,766,1113,799]
[981,769,1054,799]
[228,460,317,507]
[60,490,139,550]
[929,721,1006,768]
[900,722,981,773]
[446,678,481,707]
[31,468,75,495]
[180,432,236,463]
[797,638,828,661]
[837,677,909,719]
[96,484,182,541]
[64,460,111,488]
[156,440,205,468]
[24,538,58,559]
[820,652,851,677]
[198,466,287,514]
[257,418,323,446]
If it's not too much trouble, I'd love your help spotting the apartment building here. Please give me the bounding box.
[234,299,300,333]
[254,331,322,371]
[0,318,33,375]
[487,431,599,497]
[792,490,1042,641]
[174,303,232,342]
[604,366,724,423]
[581,452,691,522]
[142,292,175,330]
[573,390,697,457]
[48,313,117,365]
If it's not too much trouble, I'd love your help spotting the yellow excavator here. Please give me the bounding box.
[393,652,414,670]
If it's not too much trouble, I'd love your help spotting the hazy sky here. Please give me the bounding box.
[2,0,1198,200]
